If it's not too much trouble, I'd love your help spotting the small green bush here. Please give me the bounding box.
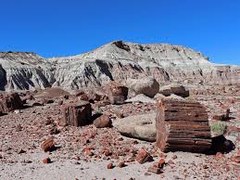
[211,122,227,136]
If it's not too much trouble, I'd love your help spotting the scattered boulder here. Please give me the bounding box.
[159,84,189,98]
[136,149,152,164]
[154,159,166,168]
[117,161,126,168]
[75,90,105,103]
[126,77,159,98]
[93,114,112,128]
[107,163,114,169]
[42,157,51,164]
[105,81,128,105]
[113,113,156,142]
[61,101,92,126]
[0,93,23,113]
[41,138,56,152]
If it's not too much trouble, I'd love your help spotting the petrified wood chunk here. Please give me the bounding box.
[0,93,23,113]
[61,101,92,126]
[156,99,211,153]
[41,138,55,152]
[105,81,128,105]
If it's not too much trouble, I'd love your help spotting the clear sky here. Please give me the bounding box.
[0,0,239,65]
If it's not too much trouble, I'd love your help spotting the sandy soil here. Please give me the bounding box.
[0,85,240,180]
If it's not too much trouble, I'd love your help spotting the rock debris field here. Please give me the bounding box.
[0,41,240,179]
[0,82,240,180]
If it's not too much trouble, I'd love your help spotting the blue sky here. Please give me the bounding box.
[0,0,239,65]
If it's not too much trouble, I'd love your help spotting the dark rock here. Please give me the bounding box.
[210,135,235,154]
[0,93,23,113]
[61,101,92,127]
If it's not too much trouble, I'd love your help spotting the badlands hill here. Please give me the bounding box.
[0,41,239,91]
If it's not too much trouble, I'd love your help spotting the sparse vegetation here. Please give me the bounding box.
[211,122,227,136]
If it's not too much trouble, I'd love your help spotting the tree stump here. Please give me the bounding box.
[61,101,92,126]
[156,99,211,153]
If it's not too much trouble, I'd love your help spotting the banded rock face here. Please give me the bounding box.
[50,41,240,89]
[0,52,54,91]
[0,41,239,91]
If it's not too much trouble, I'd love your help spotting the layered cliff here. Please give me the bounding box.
[50,41,240,89]
[0,52,55,91]
[0,41,239,91]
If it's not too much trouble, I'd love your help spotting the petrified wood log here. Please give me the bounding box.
[61,101,92,126]
[156,99,211,153]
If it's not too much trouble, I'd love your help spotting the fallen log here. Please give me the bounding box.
[156,99,212,153]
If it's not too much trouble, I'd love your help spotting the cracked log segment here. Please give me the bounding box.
[61,101,92,127]
[156,99,212,153]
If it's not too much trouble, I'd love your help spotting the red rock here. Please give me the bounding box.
[135,149,152,164]
[158,159,166,168]
[105,82,128,105]
[107,163,114,169]
[42,157,51,164]
[156,99,211,153]
[152,159,166,169]
[0,93,23,114]
[102,149,112,156]
[83,147,94,156]
[232,153,240,163]
[41,138,55,152]
[61,101,92,127]
[93,114,112,128]
[118,161,126,168]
